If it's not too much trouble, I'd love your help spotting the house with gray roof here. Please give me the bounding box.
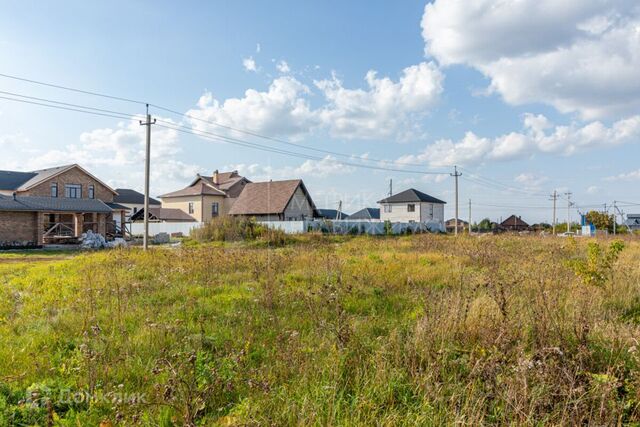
[0,164,127,245]
[377,188,446,225]
[348,208,380,221]
[114,188,160,221]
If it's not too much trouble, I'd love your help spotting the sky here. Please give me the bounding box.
[0,0,639,223]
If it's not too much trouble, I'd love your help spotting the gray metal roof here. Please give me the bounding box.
[349,207,380,220]
[0,170,38,190]
[0,195,113,213]
[113,188,161,205]
[377,188,446,204]
[317,209,350,220]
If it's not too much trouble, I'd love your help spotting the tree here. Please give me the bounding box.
[585,210,615,232]
[477,218,493,232]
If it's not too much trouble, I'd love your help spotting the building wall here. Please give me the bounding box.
[381,202,445,223]
[380,202,422,222]
[161,196,202,222]
[0,211,39,243]
[283,186,315,220]
[21,167,115,202]
[201,195,228,221]
[120,202,159,221]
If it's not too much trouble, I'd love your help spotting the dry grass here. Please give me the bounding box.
[0,234,639,425]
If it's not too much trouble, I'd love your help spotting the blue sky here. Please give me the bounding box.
[1,0,639,223]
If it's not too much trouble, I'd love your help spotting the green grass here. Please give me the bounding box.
[1,235,640,425]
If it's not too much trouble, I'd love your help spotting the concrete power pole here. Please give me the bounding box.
[389,179,393,197]
[140,104,156,251]
[613,200,617,235]
[564,192,572,233]
[450,166,462,235]
[468,199,471,234]
[550,190,558,235]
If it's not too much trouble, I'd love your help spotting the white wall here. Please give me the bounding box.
[130,221,203,236]
[380,202,445,223]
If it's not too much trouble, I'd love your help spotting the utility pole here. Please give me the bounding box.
[468,199,472,234]
[550,190,558,235]
[564,192,572,233]
[389,179,393,197]
[450,166,462,235]
[613,200,617,235]
[140,104,156,250]
[337,200,343,221]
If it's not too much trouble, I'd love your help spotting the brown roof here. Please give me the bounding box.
[158,182,226,198]
[228,179,315,215]
[130,207,196,222]
[500,215,529,228]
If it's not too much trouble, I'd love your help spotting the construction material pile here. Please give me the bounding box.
[80,230,128,249]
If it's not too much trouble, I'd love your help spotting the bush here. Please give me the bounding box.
[190,216,288,245]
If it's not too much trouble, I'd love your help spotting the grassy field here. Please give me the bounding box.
[1,234,640,425]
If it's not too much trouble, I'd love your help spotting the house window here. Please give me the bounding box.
[429,204,434,217]
[133,207,138,213]
[407,204,415,212]
[88,184,95,199]
[64,184,82,198]
[384,204,392,213]
[211,202,219,217]
[50,183,58,198]
[188,202,194,214]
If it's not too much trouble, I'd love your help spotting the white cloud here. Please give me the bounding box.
[514,173,548,189]
[186,62,444,141]
[314,62,444,140]
[402,113,640,167]
[0,118,201,195]
[586,185,601,194]
[186,77,318,139]
[242,56,258,72]
[422,0,640,119]
[276,60,290,73]
[605,169,640,182]
[226,155,355,181]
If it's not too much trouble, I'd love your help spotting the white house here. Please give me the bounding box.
[377,188,446,224]
[113,188,161,221]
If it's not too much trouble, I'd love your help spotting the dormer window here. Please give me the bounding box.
[50,183,58,198]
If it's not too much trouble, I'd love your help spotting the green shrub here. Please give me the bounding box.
[190,216,288,245]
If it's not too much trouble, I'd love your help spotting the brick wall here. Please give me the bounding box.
[20,166,115,202]
[0,211,39,244]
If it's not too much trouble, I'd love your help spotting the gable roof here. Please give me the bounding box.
[0,170,38,190]
[0,194,113,213]
[317,209,350,220]
[114,188,160,205]
[349,207,380,220]
[130,207,196,222]
[377,188,446,204]
[0,164,117,195]
[500,215,529,227]
[228,179,316,216]
[159,182,227,198]
[445,218,469,225]
[195,171,248,190]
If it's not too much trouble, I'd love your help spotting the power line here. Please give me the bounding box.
[0,94,134,121]
[155,122,443,175]
[0,72,146,105]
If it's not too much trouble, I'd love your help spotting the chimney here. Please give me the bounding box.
[12,192,16,200]
[213,169,219,185]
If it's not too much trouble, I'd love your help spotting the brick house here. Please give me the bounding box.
[0,164,127,246]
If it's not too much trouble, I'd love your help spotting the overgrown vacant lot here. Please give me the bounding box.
[1,235,640,425]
